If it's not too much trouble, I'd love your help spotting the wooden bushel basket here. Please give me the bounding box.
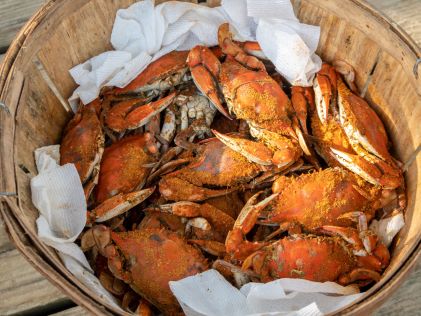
[0,0,420,315]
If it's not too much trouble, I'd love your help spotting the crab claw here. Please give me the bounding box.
[226,192,279,260]
[106,93,176,132]
[212,130,273,165]
[330,147,403,189]
[188,45,231,119]
[337,78,391,162]
[90,187,156,223]
[317,225,367,256]
[313,63,337,124]
[218,23,266,72]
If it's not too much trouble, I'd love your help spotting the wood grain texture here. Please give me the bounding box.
[375,261,421,316]
[369,0,421,47]
[0,0,47,52]
[0,249,71,315]
[50,306,91,316]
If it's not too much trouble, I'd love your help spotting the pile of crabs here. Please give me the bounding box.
[60,23,405,315]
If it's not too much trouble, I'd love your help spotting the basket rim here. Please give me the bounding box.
[0,0,420,315]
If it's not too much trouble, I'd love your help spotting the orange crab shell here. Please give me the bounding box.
[246,235,356,283]
[111,51,189,96]
[220,61,293,130]
[109,229,208,314]
[60,100,104,183]
[95,134,156,203]
[266,168,379,229]
[159,139,261,201]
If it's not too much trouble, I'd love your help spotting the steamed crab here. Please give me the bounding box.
[225,192,390,286]
[303,63,404,189]
[60,98,104,186]
[158,138,272,202]
[260,167,396,230]
[86,225,208,315]
[187,23,310,169]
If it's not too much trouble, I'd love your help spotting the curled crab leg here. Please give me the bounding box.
[317,224,390,271]
[105,92,176,133]
[188,240,227,257]
[291,86,312,134]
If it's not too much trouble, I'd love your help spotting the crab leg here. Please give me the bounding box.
[155,201,234,236]
[109,51,189,97]
[218,23,266,72]
[189,239,226,257]
[160,106,177,144]
[331,147,403,189]
[105,92,176,133]
[313,63,337,124]
[187,45,231,119]
[89,187,156,223]
[226,192,279,260]
[213,129,300,168]
[159,176,237,201]
[338,268,382,285]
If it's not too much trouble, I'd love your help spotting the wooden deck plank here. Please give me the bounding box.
[368,0,421,46]
[0,218,14,254]
[375,261,421,316]
[50,306,91,316]
[0,249,73,315]
[0,0,47,52]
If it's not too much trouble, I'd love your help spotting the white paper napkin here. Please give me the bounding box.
[369,213,405,248]
[31,145,121,309]
[69,0,321,108]
[170,269,363,316]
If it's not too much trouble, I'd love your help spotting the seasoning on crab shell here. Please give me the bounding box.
[158,138,262,201]
[263,167,384,229]
[95,133,157,204]
[107,228,209,314]
[60,99,104,184]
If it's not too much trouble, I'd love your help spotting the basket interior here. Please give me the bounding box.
[1,0,420,314]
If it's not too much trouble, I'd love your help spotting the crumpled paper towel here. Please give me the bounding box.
[31,145,121,309]
[69,0,321,109]
[169,269,363,316]
[370,212,405,248]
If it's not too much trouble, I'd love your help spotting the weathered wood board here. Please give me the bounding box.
[0,1,420,316]
[0,0,48,52]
